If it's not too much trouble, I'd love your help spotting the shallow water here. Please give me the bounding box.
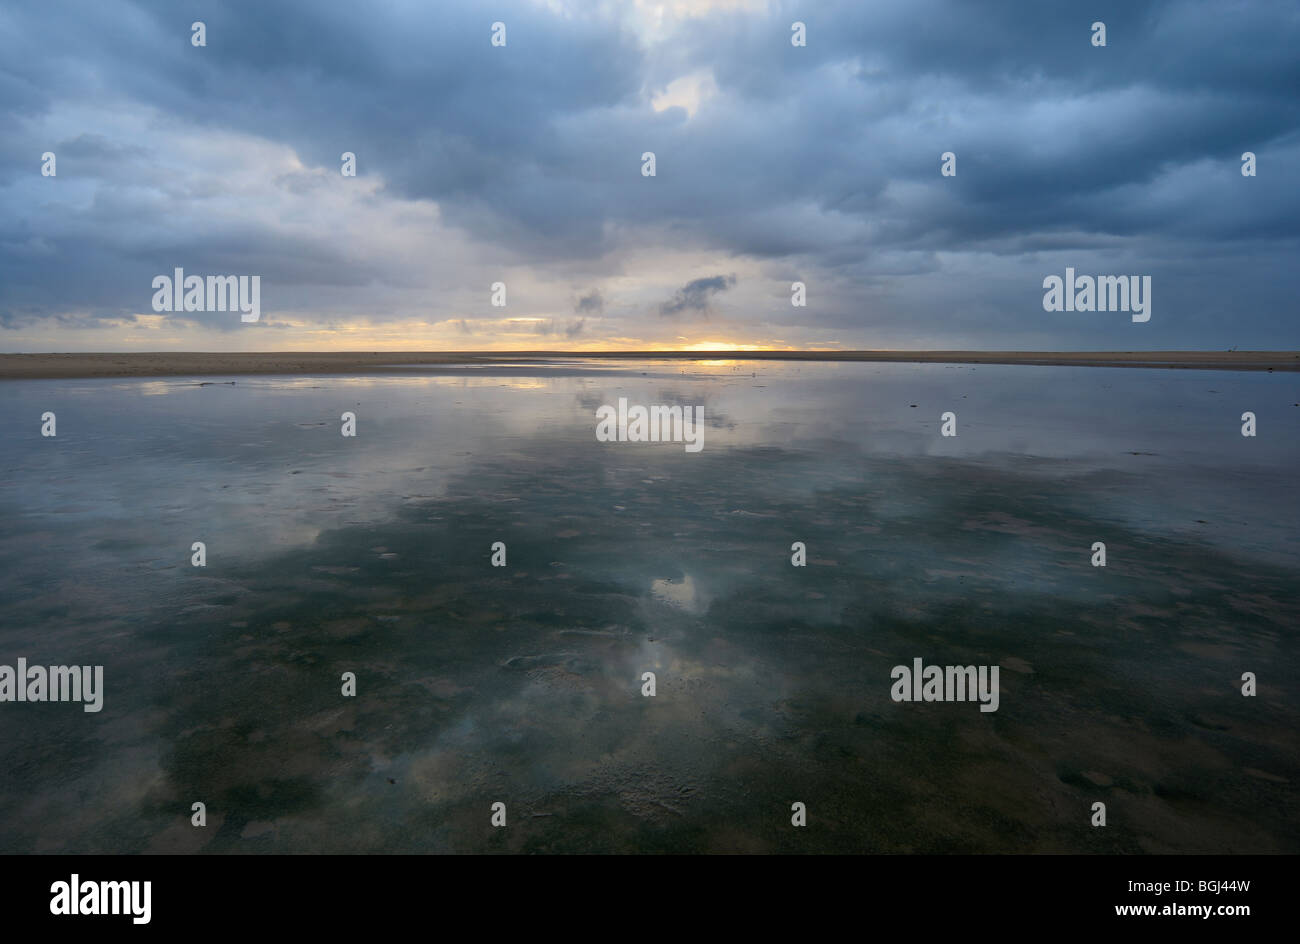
[0,359,1296,852]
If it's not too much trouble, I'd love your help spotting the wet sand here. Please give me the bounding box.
[1,349,1297,379]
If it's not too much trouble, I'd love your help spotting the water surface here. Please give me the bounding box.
[1,359,1296,852]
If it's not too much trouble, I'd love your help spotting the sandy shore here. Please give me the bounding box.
[0,350,1296,379]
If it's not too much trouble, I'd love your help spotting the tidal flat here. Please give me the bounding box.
[0,359,1296,853]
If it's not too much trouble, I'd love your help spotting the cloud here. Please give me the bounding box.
[0,0,1297,350]
[659,274,736,317]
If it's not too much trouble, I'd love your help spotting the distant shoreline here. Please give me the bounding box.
[1,350,1296,379]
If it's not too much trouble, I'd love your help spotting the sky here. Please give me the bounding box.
[1,0,1297,352]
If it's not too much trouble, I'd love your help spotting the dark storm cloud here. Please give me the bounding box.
[0,0,1297,346]
[660,274,737,316]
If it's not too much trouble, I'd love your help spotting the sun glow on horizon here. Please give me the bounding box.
[667,341,777,352]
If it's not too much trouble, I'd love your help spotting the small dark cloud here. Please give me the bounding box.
[659,274,736,317]
[527,317,586,338]
[575,290,603,314]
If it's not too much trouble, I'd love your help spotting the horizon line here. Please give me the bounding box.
[3,349,1298,380]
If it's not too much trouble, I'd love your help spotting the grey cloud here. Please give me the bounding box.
[659,274,736,317]
[0,0,1297,347]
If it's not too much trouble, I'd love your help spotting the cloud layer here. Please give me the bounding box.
[1,0,1297,350]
